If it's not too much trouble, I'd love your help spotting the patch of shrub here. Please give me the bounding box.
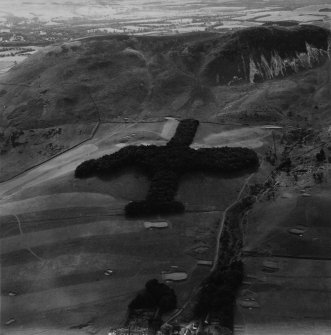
[129,279,177,314]
[316,148,326,162]
[75,159,97,178]
[87,60,114,71]
[277,157,291,172]
[75,119,259,217]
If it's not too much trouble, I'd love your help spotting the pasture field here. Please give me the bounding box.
[235,178,331,334]
[2,119,264,333]
[1,204,220,332]
[235,257,331,335]
[0,117,276,333]
[243,186,331,258]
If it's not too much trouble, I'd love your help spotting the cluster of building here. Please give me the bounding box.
[108,326,151,335]
[108,323,231,335]
[109,318,231,335]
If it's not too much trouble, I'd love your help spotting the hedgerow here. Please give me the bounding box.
[194,261,244,328]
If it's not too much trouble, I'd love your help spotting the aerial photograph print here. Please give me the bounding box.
[0,0,330,334]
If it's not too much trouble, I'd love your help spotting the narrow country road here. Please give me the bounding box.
[211,172,256,272]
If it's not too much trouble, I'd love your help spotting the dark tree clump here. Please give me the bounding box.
[75,119,259,217]
[129,279,177,314]
[194,261,244,329]
[316,148,326,162]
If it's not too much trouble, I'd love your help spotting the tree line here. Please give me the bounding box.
[194,261,244,329]
[129,279,177,314]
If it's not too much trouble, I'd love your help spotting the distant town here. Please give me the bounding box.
[0,15,254,46]
[0,0,330,46]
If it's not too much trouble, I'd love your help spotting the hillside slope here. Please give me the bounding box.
[0,26,329,127]
[0,25,330,181]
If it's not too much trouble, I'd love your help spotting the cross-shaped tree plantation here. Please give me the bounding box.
[75,119,259,217]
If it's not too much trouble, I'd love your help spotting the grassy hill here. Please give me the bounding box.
[0,26,330,181]
[0,26,329,128]
[202,25,330,84]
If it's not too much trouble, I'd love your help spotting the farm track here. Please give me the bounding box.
[211,171,255,272]
[13,214,44,262]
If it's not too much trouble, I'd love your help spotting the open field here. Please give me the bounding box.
[1,203,221,332]
[0,118,266,333]
[235,257,331,335]
[235,173,331,334]
[243,185,331,258]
